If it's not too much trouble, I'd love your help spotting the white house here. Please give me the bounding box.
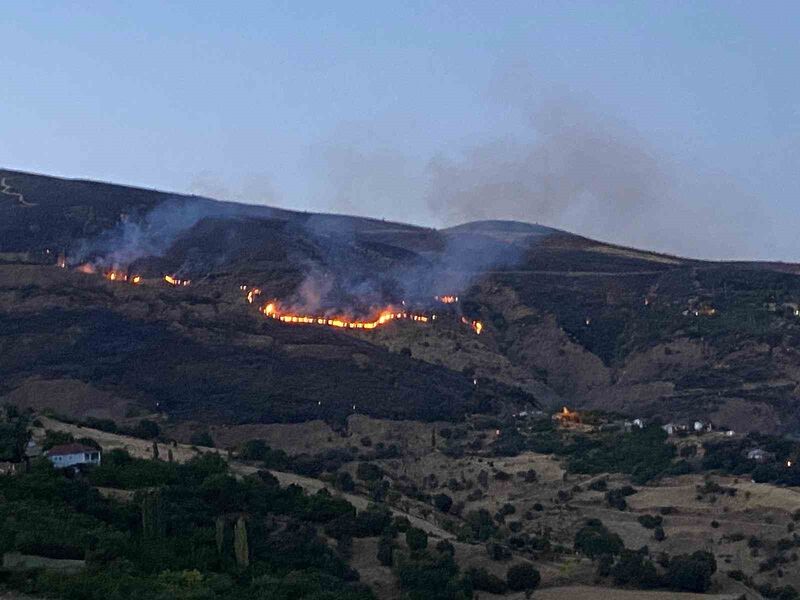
[746,448,771,463]
[46,443,101,469]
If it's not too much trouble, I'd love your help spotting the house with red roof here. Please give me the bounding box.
[45,443,101,469]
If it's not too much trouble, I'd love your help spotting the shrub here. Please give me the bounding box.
[665,551,717,593]
[506,563,541,592]
[189,431,214,447]
[435,540,454,556]
[377,535,394,566]
[588,478,608,491]
[131,419,160,440]
[335,471,356,492]
[405,528,428,552]
[432,493,453,514]
[354,504,392,537]
[637,515,663,529]
[612,549,660,588]
[466,567,507,594]
[574,519,624,559]
[486,542,512,561]
[356,462,383,482]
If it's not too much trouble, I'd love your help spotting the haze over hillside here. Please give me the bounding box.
[1,168,800,436]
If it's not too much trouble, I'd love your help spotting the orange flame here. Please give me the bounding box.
[104,270,141,285]
[461,316,483,335]
[260,302,429,330]
[435,295,459,304]
[164,274,191,287]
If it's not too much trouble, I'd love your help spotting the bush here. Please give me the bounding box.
[485,542,511,561]
[131,419,160,440]
[665,551,717,593]
[432,493,453,514]
[506,563,540,592]
[189,431,214,447]
[588,478,608,491]
[637,515,663,529]
[356,462,383,482]
[466,567,507,594]
[354,504,392,537]
[377,535,394,566]
[574,519,624,559]
[335,471,356,492]
[405,528,428,552]
[435,540,454,556]
[612,549,660,588]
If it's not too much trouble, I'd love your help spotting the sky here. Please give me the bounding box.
[0,1,798,260]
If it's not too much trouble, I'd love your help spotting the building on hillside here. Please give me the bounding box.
[0,461,22,475]
[46,443,101,469]
[553,406,581,427]
[746,448,772,463]
[24,440,42,459]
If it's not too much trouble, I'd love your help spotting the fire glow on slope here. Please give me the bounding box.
[260,302,430,330]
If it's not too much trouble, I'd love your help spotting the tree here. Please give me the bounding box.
[406,527,428,552]
[653,526,666,541]
[433,493,453,514]
[506,563,541,592]
[234,517,249,567]
[611,549,659,588]
[574,519,624,559]
[190,431,214,447]
[133,419,160,440]
[466,567,507,594]
[666,551,717,593]
[356,462,383,482]
[377,535,394,566]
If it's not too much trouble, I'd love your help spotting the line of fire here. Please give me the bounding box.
[50,252,483,335]
[240,284,483,335]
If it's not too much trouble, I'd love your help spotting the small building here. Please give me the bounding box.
[46,443,101,469]
[746,448,772,463]
[0,461,22,476]
[662,423,676,435]
[553,406,582,427]
[24,440,42,459]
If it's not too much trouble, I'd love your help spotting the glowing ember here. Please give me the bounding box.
[435,295,459,304]
[246,287,262,304]
[164,275,191,287]
[56,253,66,269]
[77,263,96,274]
[104,270,142,285]
[260,302,429,330]
[461,316,483,334]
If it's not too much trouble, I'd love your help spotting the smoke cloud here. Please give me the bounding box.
[307,69,773,261]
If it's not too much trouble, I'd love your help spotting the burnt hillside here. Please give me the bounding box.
[2,168,800,433]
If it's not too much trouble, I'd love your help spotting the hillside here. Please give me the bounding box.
[2,168,800,434]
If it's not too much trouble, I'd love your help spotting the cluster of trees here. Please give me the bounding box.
[0,450,376,600]
[489,418,682,484]
[0,405,29,461]
[574,519,717,593]
[703,434,800,486]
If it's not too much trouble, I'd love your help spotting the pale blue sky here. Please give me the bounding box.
[1,2,798,259]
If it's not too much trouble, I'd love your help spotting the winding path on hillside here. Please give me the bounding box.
[0,177,36,207]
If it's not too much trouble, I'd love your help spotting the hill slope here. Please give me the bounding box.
[2,168,800,433]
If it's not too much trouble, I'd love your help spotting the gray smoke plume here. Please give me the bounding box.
[70,196,282,269]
